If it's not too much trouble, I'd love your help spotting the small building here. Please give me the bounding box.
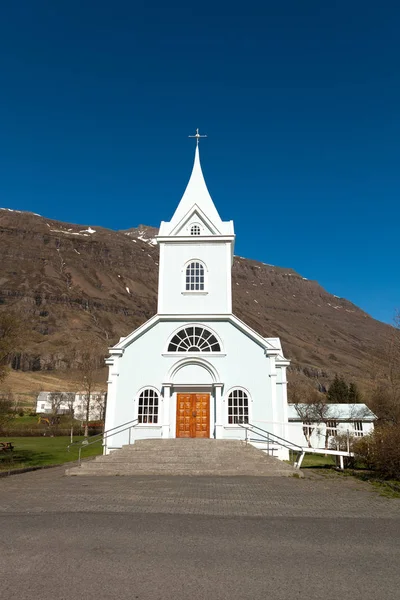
[36,391,106,421]
[287,403,377,449]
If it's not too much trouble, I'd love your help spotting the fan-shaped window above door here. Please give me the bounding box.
[168,326,221,352]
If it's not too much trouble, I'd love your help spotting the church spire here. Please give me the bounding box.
[163,140,224,234]
[157,130,234,238]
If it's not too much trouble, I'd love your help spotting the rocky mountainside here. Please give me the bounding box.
[0,208,393,390]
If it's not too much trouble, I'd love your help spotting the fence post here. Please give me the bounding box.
[347,429,350,453]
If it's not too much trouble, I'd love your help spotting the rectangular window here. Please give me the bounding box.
[353,421,363,437]
[326,420,337,436]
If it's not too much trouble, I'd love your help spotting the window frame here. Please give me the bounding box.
[182,259,208,294]
[190,223,201,236]
[167,326,222,353]
[136,387,160,425]
[353,421,363,437]
[226,387,251,426]
[325,420,338,437]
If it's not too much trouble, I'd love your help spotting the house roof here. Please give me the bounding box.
[287,403,377,421]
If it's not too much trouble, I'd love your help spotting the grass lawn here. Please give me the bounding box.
[4,415,84,431]
[288,450,336,469]
[9,416,39,427]
[0,436,102,472]
[300,453,337,468]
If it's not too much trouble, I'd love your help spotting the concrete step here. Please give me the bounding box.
[93,454,281,465]
[68,469,295,477]
[68,463,297,477]
[66,438,301,477]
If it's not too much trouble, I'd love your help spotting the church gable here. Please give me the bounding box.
[170,206,219,237]
[111,314,285,359]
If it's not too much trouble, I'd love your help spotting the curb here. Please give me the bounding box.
[0,457,95,479]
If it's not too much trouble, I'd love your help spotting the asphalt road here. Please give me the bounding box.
[0,469,399,600]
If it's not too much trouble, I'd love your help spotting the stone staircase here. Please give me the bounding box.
[65,439,302,477]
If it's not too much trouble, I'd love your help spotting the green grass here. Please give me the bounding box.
[0,436,102,472]
[301,453,338,468]
[5,415,82,429]
[290,451,400,498]
[287,451,337,469]
[338,470,400,498]
[10,416,39,427]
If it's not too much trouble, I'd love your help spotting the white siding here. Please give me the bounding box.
[158,242,232,314]
[104,319,282,450]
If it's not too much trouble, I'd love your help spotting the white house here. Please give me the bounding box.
[104,136,291,458]
[287,403,376,449]
[36,391,106,421]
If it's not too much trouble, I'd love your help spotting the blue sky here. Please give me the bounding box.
[0,1,399,324]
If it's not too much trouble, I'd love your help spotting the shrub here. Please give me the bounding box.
[354,425,400,479]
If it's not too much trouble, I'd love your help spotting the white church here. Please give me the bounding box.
[104,133,290,458]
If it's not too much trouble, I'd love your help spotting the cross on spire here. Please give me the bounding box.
[188,128,207,146]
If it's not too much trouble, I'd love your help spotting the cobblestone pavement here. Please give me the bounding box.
[0,465,399,517]
[1,467,400,600]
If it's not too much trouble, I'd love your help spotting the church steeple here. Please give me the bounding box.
[157,133,235,315]
[159,135,234,237]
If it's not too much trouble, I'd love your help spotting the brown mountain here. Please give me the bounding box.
[0,208,393,394]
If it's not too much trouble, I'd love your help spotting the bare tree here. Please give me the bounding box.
[0,312,26,382]
[65,392,76,443]
[293,389,335,448]
[48,392,64,435]
[93,391,106,424]
[78,349,104,437]
[302,405,335,449]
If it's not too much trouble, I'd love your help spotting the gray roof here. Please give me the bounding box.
[288,403,376,421]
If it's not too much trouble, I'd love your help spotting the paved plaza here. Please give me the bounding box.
[1,467,399,599]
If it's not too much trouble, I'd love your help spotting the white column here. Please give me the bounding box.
[279,366,289,440]
[103,352,122,454]
[214,384,224,439]
[162,384,172,438]
[269,357,277,433]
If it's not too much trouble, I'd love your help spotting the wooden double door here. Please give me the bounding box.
[176,393,210,438]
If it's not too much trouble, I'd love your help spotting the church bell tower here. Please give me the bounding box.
[156,130,235,316]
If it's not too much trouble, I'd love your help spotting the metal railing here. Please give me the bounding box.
[67,418,139,465]
[237,421,304,468]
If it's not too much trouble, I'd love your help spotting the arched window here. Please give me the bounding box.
[190,224,201,236]
[228,389,249,424]
[168,326,221,352]
[185,261,205,291]
[138,389,159,424]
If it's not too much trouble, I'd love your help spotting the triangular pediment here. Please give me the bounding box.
[170,205,221,236]
[109,314,288,362]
